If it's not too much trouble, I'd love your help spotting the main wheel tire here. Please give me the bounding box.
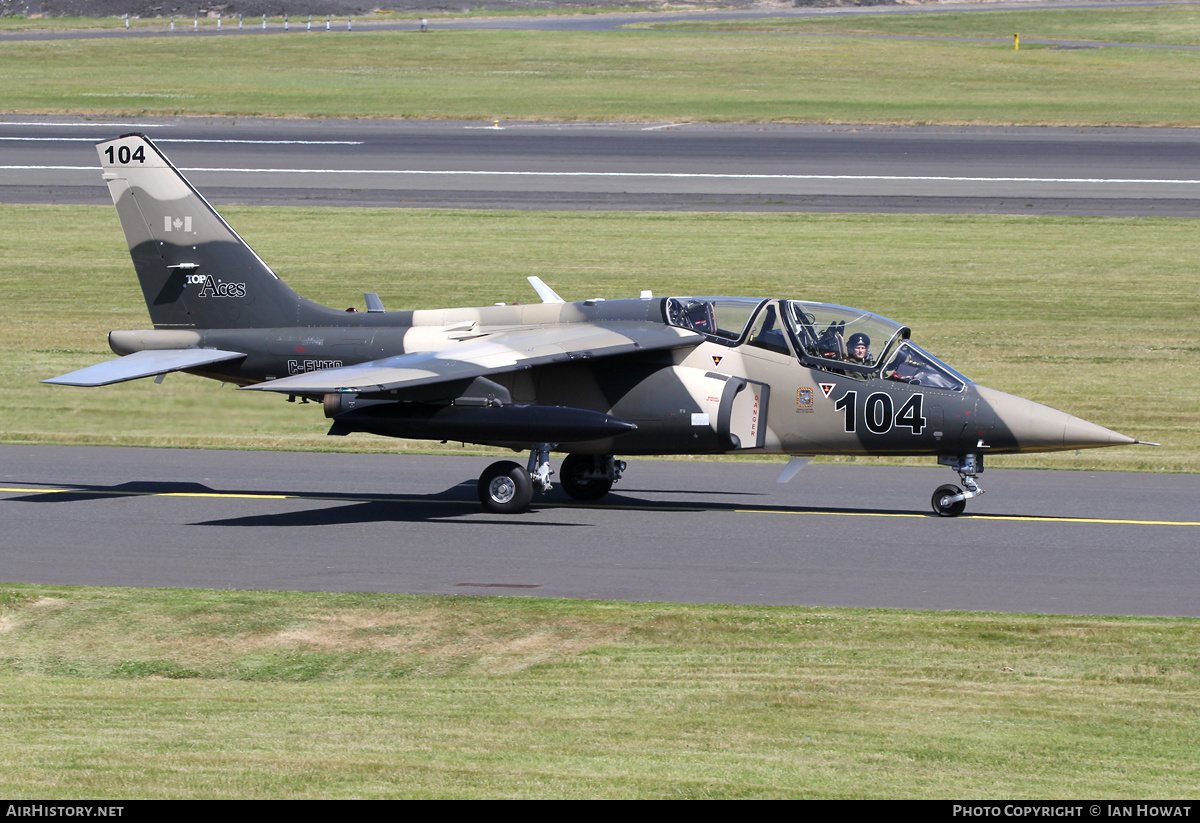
[478,461,533,514]
[559,453,614,501]
[931,483,967,517]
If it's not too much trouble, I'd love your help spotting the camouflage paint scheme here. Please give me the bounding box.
[45,135,1144,515]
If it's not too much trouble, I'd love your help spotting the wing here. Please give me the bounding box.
[43,349,246,387]
[243,322,700,395]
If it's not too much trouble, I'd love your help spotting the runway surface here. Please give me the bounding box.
[5,116,1200,215]
[2,445,1196,617]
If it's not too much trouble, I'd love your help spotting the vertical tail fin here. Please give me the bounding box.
[98,134,320,329]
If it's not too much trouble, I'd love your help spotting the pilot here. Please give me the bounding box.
[846,333,872,366]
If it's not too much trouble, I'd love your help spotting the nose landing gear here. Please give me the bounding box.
[932,453,984,517]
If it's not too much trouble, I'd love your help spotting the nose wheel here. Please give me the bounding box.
[931,484,967,517]
[932,453,985,517]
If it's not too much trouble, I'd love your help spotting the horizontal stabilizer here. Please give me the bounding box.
[43,349,245,387]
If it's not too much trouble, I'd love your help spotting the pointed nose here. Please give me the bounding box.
[975,386,1136,452]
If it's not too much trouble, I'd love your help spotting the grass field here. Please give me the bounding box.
[5,204,1195,472]
[0,12,392,31]
[2,8,1200,124]
[0,9,629,31]
[2,584,1197,798]
[637,5,1200,47]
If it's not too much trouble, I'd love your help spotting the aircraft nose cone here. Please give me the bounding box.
[975,386,1136,452]
[1061,414,1137,449]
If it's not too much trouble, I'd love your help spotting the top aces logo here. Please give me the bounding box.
[183,273,247,298]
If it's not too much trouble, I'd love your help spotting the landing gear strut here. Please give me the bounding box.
[527,443,554,494]
[932,453,984,517]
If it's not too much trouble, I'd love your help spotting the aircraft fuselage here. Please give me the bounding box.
[107,295,1129,461]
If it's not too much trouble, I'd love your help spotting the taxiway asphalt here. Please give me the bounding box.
[2,445,1196,616]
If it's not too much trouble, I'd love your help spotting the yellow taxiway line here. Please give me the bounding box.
[3,486,1198,527]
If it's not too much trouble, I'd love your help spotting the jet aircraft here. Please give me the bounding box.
[45,134,1150,516]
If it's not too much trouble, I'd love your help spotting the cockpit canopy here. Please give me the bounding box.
[663,297,970,391]
[664,296,766,343]
[786,301,906,370]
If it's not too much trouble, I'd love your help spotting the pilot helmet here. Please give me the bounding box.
[846,333,871,350]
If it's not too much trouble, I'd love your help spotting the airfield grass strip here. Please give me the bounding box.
[0,9,640,32]
[2,20,1200,125]
[636,5,1200,48]
[0,584,1196,799]
[2,204,1194,473]
[0,13,402,32]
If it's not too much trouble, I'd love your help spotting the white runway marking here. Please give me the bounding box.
[0,137,362,145]
[0,121,169,128]
[4,164,1199,187]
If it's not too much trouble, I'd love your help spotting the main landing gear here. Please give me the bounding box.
[477,448,625,513]
[559,453,626,501]
[478,460,534,514]
[931,453,985,517]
